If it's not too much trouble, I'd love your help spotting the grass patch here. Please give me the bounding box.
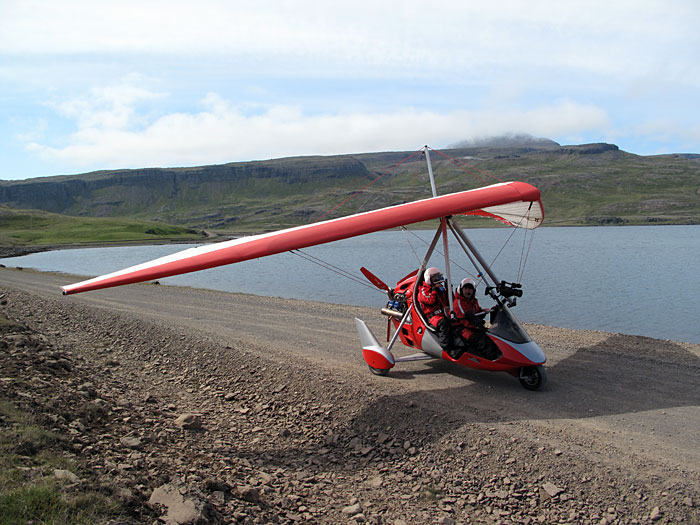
[0,313,22,332]
[0,206,207,248]
[0,401,127,524]
[0,483,122,525]
[420,484,444,501]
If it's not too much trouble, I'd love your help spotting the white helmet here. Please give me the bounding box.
[459,278,476,293]
[424,267,444,284]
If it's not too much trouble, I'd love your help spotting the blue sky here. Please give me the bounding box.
[1,0,698,181]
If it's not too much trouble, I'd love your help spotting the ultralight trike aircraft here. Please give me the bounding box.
[61,146,547,390]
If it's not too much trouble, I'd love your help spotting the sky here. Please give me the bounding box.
[1,0,699,181]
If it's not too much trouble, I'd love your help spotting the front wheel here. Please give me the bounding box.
[519,365,547,390]
[369,366,390,376]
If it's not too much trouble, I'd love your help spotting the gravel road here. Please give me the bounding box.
[1,266,699,524]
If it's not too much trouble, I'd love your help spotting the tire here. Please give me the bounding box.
[369,366,390,376]
[519,365,547,390]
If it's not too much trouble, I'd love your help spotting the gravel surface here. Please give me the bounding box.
[1,267,699,524]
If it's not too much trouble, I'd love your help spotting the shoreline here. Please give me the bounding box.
[2,221,699,258]
[2,265,699,348]
[3,225,699,346]
[0,235,236,259]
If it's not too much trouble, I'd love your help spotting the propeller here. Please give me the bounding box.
[361,267,395,342]
[360,267,391,293]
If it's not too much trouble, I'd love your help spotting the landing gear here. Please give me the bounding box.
[519,365,547,390]
[369,366,390,376]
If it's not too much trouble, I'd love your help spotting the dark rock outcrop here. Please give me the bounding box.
[0,156,370,224]
[559,143,620,155]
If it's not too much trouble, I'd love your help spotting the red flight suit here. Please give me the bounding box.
[418,281,449,327]
[417,281,452,349]
[454,290,485,340]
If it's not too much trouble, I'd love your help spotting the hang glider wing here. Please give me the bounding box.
[61,181,543,295]
[462,199,544,229]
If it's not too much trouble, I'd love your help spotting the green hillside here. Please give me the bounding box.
[1,143,699,236]
[0,206,206,255]
[353,145,700,226]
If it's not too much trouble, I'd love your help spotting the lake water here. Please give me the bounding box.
[2,226,699,344]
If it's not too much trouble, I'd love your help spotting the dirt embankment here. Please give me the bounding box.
[1,268,699,524]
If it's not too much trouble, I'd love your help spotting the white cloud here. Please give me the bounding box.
[2,1,697,83]
[26,90,610,170]
[3,1,699,179]
[48,74,166,131]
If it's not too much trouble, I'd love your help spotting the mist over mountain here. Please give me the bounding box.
[448,134,560,149]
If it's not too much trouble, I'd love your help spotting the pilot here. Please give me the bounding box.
[454,278,499,360]
[418,267,455,353]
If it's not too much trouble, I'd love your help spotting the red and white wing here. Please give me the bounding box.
[61,181,543,295]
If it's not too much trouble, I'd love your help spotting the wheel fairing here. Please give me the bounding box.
[491,336,546,365]
[362,348,394,370]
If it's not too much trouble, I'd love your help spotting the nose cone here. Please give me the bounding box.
[516,340,547,365]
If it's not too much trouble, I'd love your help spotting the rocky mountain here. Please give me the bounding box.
[1,142,699,229]
[0,156,370,231]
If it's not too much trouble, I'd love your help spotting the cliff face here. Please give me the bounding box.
[0,156,370,227]
[2,144,699,229]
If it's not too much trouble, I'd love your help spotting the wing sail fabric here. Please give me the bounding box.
[463,199,544,229]
[61,181,543,295]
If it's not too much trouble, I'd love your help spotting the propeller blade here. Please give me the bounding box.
[360,267,390,292]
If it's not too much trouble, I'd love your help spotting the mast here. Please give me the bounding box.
[424,146,438,198]
[423,145,454,314]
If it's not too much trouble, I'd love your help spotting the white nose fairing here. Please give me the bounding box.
[354,318,395,365]
[491,336,547,365]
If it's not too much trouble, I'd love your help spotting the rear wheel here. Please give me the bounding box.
[369,366,390,376]
[519,365,547,390]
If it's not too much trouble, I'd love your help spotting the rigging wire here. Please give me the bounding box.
[399,226,475,279]
[428,147,540,284]
[429,147,505,184]
[487,225,519,272]
[447,224,489,288]
[292,149,434,295]
[518,228,528,281]
[519,230,536,283]
[400,227,423,266]
[313,149,423,224]
[353,154,428,217]
[289,249,384,294]
[299,145,540,295]
[518,208,538,283]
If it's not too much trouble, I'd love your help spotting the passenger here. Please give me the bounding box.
[454,278,490,327]
[417,267,455,354]
[453,278,500,360]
